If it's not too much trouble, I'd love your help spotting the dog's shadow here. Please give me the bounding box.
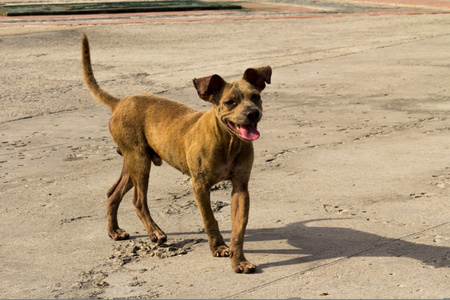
[243,219,449,270]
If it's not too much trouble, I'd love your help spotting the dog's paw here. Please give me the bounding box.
[233,261,257,274]
[109,229,129,241]
[150,232,167,244]
[212,245,230,257]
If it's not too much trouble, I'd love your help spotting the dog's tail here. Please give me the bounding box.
[82,34,120,110]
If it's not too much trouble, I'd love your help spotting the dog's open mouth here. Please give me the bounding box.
[227,121,260,141]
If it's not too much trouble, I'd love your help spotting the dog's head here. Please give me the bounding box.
[193,66,272,142]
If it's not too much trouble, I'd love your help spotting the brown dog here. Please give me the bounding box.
[81,34,271,273]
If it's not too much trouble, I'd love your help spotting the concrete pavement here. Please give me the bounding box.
[0,1,449,299]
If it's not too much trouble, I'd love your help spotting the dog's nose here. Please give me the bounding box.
[246,109,261,122]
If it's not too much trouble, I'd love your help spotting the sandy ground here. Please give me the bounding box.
[1,1,450,298]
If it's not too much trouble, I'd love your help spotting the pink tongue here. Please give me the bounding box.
[240,123,260,141]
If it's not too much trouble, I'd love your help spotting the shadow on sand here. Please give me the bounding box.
[243,219,449,270]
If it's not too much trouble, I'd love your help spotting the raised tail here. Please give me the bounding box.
[82,34,120,110]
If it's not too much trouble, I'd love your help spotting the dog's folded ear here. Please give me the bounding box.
[193,74,226,102]
[243,66,272,91]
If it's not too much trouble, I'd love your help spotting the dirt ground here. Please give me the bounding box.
[1,1,450,298]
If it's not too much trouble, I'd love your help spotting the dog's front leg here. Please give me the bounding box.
[230,180,256,273]
[192,180,230,257]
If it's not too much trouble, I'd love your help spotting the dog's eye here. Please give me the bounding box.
[224,99,236,106]
[251,94,261,102]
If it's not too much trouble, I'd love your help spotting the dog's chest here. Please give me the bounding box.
[214,138,253,179]
[185,137,251,182]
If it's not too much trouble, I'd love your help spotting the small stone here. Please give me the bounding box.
[95,281,109,287]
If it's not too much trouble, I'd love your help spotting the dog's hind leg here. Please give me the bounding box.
[106,161,133,240]
[124,150,167,244]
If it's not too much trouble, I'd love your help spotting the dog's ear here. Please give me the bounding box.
[243,66,272,91]
[193,74,225,102]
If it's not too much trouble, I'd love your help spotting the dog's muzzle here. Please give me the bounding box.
[226,109,262,141]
